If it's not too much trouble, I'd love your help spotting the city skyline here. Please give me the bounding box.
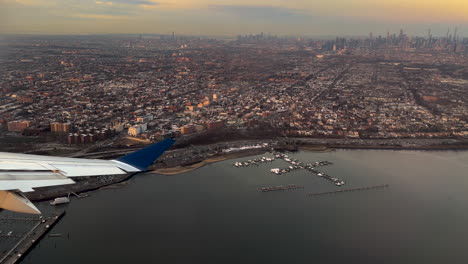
[1,0,468,36]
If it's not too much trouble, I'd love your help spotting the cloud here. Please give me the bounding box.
[71,13,130,19]
[9,0,50,6]
[113,0,158,6]
[210,5,306,20]
[95,0,159,10]
[95,1,113,6]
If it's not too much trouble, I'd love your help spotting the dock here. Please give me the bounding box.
[308,184,389,197]
[70,192,89,198]
[0,211,65,264]
[258,184,304,192]
[303,166,345,186]
[233,156,275,167]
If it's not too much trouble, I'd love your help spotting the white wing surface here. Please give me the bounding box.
[0,138,175,214]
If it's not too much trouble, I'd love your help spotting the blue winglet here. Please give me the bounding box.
[117,138,175,171]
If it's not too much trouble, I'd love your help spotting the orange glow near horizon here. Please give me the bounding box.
[1,0,467,35]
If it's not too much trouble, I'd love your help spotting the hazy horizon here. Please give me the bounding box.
[1,0,468,37]
[0,31,467,39]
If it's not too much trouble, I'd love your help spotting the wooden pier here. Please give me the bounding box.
[258,184,304,192]
[0,217,41,222]
[0,211,65,264]
[308,184,389,197]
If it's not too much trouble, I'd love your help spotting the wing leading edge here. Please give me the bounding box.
[0,138,175,214]
[116,138,175,171]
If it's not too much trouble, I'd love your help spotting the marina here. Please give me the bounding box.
[234,152,345,186]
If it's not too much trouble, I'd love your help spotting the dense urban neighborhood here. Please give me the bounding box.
[1,32,467,151]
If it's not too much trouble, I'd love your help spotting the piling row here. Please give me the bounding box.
[258,184,304,192]
[308,184,389,197]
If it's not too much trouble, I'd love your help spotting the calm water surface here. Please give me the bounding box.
[22,150,468,264]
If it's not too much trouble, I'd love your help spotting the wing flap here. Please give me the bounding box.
[0,179,76,192]
[50,164,127,177]
[0,171,75,192]
[0,161,50,171]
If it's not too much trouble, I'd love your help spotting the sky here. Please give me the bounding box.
[1,0,467,37]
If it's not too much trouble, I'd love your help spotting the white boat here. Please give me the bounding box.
[270,168,280,174]
[50,197,70,205]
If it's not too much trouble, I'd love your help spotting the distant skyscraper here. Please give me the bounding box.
[428,29,432,48]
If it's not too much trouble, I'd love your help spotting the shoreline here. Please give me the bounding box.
[152,143,468,175]
[299,146,333,152]
[152,149,266,175]
[24,139,468,199]
[324,144,468,151]
[26,173,136,202]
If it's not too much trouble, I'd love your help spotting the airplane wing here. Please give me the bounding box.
[0,138,175,214]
